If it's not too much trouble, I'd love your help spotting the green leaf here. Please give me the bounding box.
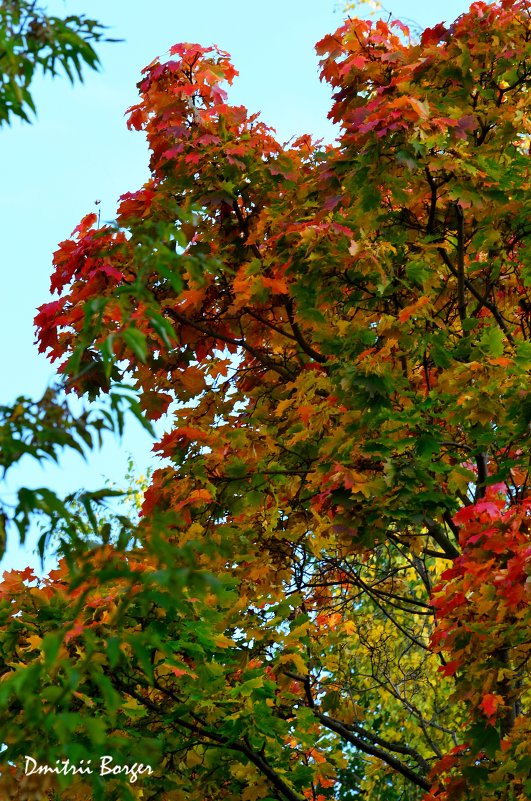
[42,633,64,671]
[405,261,430,286]
[106,637,122,669]
[415,435,440,459]
[225,458,248,478]
[153,259,184,293]
[149,313,176,349]
[130,639,155,683]
[515,339,531,370]
[85,717,107,745]
[462,765,491,786]
[122,328,148,363]
[230,676,265,698]
[478,326,504,357]
[467,722,501,759]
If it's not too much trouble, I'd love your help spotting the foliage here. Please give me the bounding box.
[0,384,153,561]
[0,0,111,126]
[0,1,126,558]
[1,1,530,800]
[428,489,531,800]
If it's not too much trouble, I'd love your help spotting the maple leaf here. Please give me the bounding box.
[479,693,504,718]
[421,23,448,45]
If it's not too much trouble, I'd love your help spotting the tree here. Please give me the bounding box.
[0,0,110,126]
[1,1,530,799]
[0,1,131,558]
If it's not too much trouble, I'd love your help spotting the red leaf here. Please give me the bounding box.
[479,693,503,717]
[421,23,448,45]
[438,659,460,676]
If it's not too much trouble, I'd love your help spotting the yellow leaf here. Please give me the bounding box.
[278,652,307,674]
[242,784,268,801]
[186,749,203,768]
[214,634,234,649]
[23,634,42,652]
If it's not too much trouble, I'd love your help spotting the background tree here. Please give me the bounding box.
[0,1,133,560]
[0,1,530,800]
[0,0,109,126]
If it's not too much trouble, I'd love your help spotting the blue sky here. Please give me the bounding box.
[0,0,470,571]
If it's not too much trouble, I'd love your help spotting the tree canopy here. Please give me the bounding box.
[0,1,530,800]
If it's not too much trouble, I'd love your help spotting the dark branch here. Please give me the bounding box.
[285,299,328,364]
[315,712,431,791]
[437,246,515,345]
[166,307,294,381]
[423,517,459,560]
[455,203,466,324]
[474,452,489,500]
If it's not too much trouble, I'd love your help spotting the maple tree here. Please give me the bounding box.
[0,1,530,799]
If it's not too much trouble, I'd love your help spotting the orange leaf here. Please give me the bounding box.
[398,296,430,322]
[179,366,206,394]
[262,276,288,295]
[297,405,313,425]
[170,666,198,679]
[488,357,512,367]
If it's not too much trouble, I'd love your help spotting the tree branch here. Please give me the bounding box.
[474,452,489,500]
[437,246,515,345]
[285,299,328,364]
[118,678,305,801]
[423,517,459,559]
[425,167,438,234]
[315,711,431,791]
[238,741,305,801]
[166,307,294,381]
[454,203,466,324]
[338,719,431,773]
[282,671,432,773]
